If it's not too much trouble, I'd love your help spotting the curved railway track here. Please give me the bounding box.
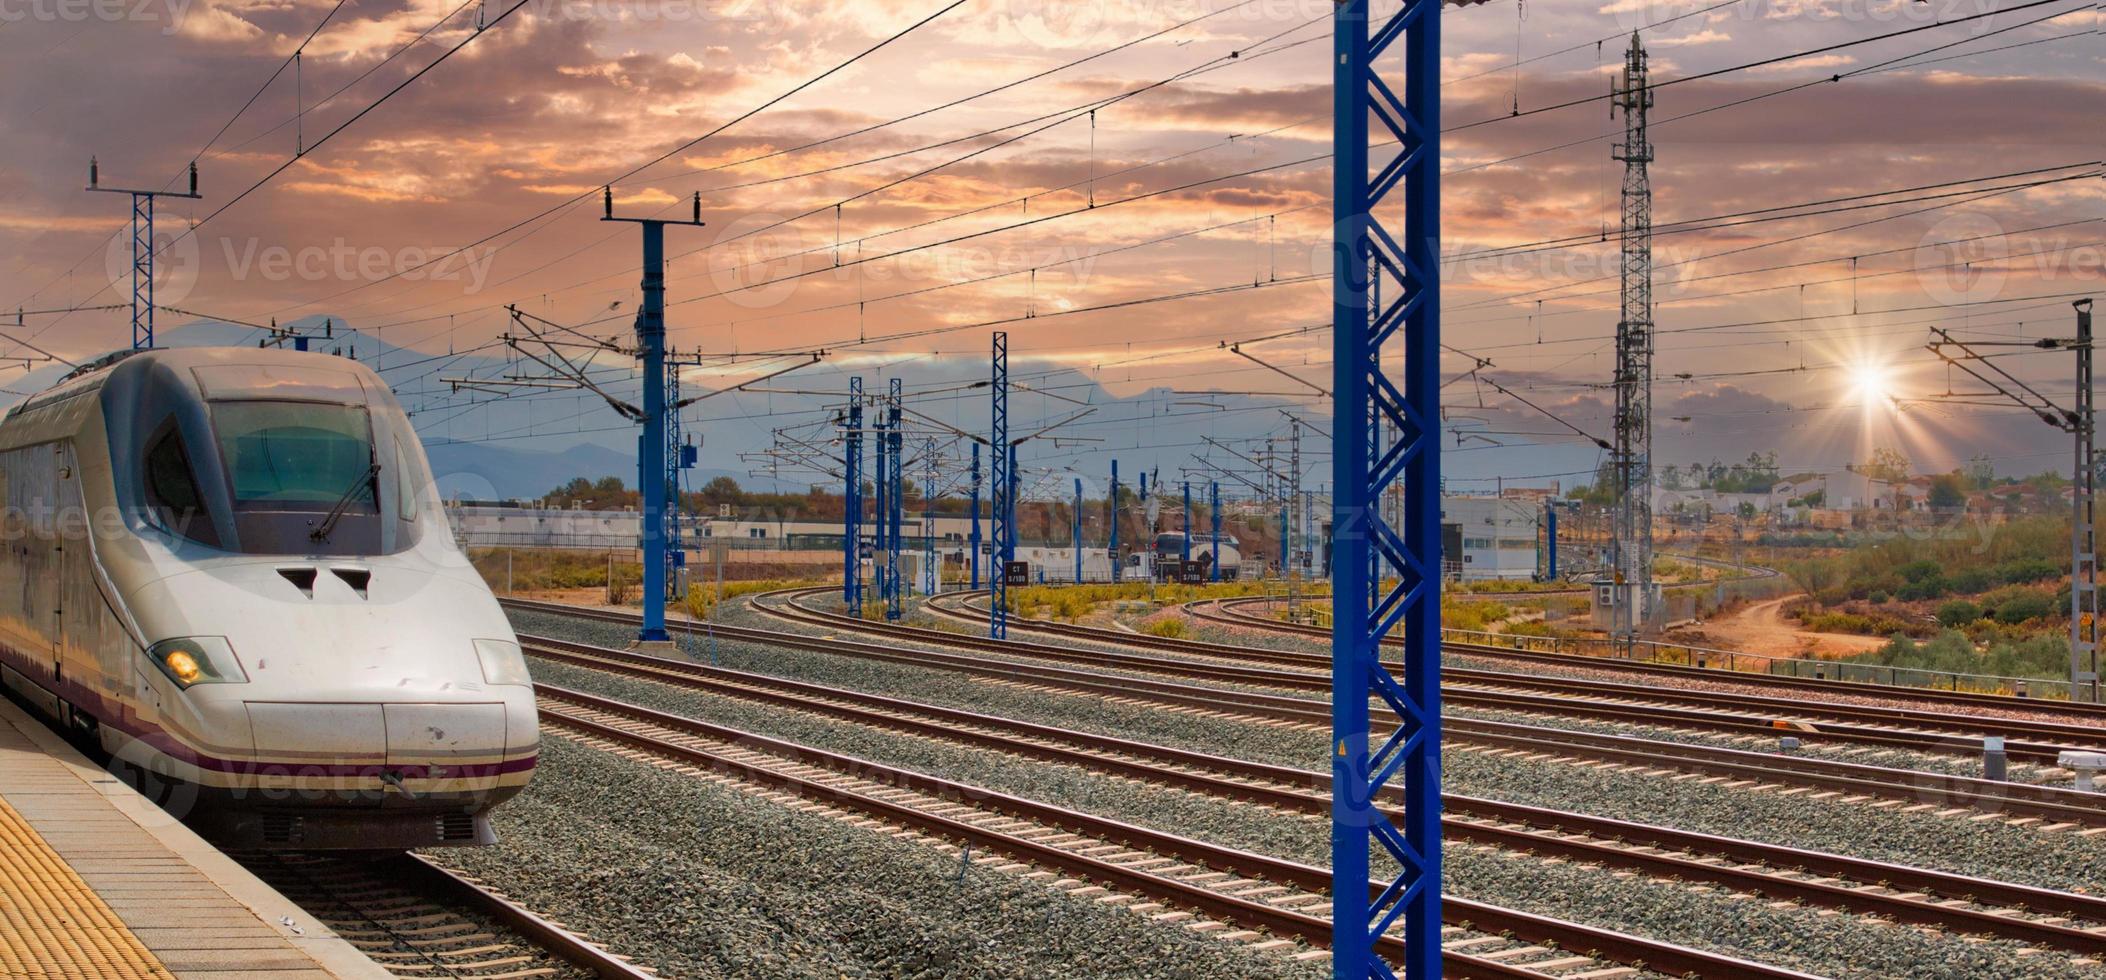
[499,596,2106,827]
[516,631,2106,960]
[906,590,2106,766]
[1195,595,2106,720]
[531,680,1818,979]
[237,851,656,979]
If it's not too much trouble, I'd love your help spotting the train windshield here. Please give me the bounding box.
[212,402,377,510]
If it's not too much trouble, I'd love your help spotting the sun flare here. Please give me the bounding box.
[1848,362,1893,407]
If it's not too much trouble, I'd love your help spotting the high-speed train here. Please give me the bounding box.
[0,346,536,848]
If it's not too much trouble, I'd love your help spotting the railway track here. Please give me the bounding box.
[531,680,1818,979]
[904,590,2106,766]
[1195,595,2106,720]
[237,851,656,979]
[499,596,2106,826]
[516,631,2106,960]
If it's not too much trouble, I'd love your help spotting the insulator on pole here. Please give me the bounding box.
[188,161,198,196]
[692,192,701,224]
[603,185,613,218]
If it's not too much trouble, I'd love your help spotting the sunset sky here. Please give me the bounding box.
[1,0,2097,493]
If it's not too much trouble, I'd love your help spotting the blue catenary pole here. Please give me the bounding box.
[1547,499,1558,579]
[844,379,863,614]
[1181,481,1192,561]
[989,333,1011,639]
[1072,477,1083,583]
[925,438,937,596]
[887,378,904,621]
[970,443,983,590]
[1332,0,1443,974]
[1109,460,1120,584]
[1210,481,1221,582]
[635,222,670,642]
[874,395,890,611]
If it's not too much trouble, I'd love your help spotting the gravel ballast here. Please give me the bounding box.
[511,608,2106,978]
[441,736,1329,980]
[759,599,2067,785]
[510,607,2106,897]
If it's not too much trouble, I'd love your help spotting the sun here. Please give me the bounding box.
[1848,361,1893,407]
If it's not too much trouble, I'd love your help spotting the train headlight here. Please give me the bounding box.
[146,637,247,689]
[473,639,532,687]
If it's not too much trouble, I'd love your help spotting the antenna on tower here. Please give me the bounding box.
[1607,31,1656,651]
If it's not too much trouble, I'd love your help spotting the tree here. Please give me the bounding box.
[1860,448,1910,484]
[1928,472,1967,510]
[1966,454,1996,489]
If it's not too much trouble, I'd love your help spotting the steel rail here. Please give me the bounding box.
[905,590,2106,761]
[517,631,2106,951]
[501,596,2106,826]
[534,682,1818,979]
[399,854,661,980]
[1201,595,2106,719]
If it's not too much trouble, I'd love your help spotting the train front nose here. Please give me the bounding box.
[133,562,539,847]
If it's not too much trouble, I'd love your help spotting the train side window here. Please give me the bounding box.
[394,443,418,522]
[144,427,219,547]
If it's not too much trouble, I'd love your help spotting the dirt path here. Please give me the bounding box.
[1676,595,1888,660]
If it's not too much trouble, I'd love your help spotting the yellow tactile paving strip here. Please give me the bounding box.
[0,793,178,980]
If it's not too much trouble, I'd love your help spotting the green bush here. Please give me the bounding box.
[1935,599,1983,628]
[1991,590,2054,625]
[1948,568,1993,593]
[1898,560,1942,583]
[1994,557,2058,584]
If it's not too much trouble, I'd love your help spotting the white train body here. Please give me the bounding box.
[0,347,535,848]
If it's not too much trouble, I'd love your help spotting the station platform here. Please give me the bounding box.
[0,697,389,980]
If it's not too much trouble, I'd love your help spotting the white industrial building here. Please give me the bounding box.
[1440,495,1543,581]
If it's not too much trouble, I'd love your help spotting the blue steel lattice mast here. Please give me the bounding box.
[874,386,891,613]
[925,438,938,596]
[602,186,706,644]
[886,378,904,621]
[86,158,201,349]
[989,332,1011,638]
[1332,0,1444,974]
[970,443,983,589]
[843,378,864,615]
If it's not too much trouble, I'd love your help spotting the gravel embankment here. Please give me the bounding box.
[512,609,2105,978]
[438,736,1329,980]
[738,601,2061,785]
[511,608,2106,895]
